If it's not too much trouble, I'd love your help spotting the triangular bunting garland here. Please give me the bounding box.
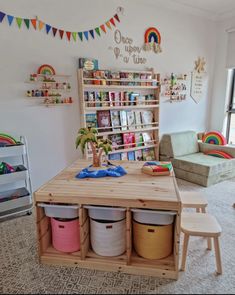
[78,32,83,41]
[24,19,30,29]
[105,21,111,30]
[66,31,71,41]
[0,11,6,23]
[7,15,14,26]
[100,24,106,33]
[114,14,120,22]
[84,31,89,41]
[59,29,64,39]
[38,21,44,31]
[16,17,23,28]
[110,17,115,27]
[31,19,37,30]
[52,27,57,36]
[46,24,51,34]
[89,30,94,39]
[72,32,77,41]
[95,27,101,36]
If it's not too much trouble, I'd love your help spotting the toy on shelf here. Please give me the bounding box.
[0,133,19,146]
[161,73,188,103]
[26,65,73,107]
[142,161,172,176]
[0,162,15,175]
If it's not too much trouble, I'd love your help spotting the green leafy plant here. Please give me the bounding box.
[76,127,112,167]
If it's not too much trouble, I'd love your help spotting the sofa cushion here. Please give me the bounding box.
[160,131,199,158]
[172,152,235,176]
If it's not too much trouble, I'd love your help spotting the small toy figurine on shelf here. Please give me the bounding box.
[170,73,177,87]
[63,82,67,89]
[26,91,31,97]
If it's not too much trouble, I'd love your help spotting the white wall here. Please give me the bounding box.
[0,0,217,190]
[209,17,235,132]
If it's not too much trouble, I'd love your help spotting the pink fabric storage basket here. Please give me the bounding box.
[51,217,80,253]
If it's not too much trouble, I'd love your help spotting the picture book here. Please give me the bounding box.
[121,152,128,160]
[126,110,136,130]
[129,93,139,106]
[85,113,97,128]
[87,91,96,107]
[135,149,143,161]
[110,110,121,130]
[95,92,102,107]
[108,153,121,161]
[137,95,146,105]
[135,132,144,147]
[124,92,130,106]
[123,133,135,148]
[100,91,110,107]
[134,111,142,129]
[120,92,125,106]
[109,92,121,107]
[141,110,154,128]
[78,57,99,70]
[120,110,128,131]
[97,110,112,132]
[142,147,155,161]
[142,132,154,146]
[127,151,135,161]
[108,134,123,150]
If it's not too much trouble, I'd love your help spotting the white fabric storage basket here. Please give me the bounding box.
[90,218,126,257]
[131,209,176,225]
[85,205,126,221]
[38,203,79,219]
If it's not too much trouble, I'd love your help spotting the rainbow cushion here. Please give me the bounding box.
[205,150,233,159]
[202,131,227,145]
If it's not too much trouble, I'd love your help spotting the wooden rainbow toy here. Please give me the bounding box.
[142,161,172,176]
[205,150,233,159]
[37,64,56,75]
[0,133,18,146]
[202,131,227,145]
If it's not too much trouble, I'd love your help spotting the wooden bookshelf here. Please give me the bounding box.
[77,68,160,161]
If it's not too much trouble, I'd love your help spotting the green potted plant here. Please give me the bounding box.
[75,127,112,168]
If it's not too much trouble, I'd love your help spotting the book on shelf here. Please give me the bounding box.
[135,150,143,161]
[124,92,130,106]
[134,110,142,129]
[97,110,112,132]
[123,133,135,148]
[126,110,136,130]
[121,152,128,160]
[141,110,154,128]
[110,110,121,130]
[108,153,122,161]
[135,132,144,147]
[137,95,146,105]
[109,92,120,107]
[100,91,110,107]
[78,58,98,70]
[85,113,97,128]
[95,92,102,107]
[120,92,125,106]
[142,147,155,161]
[127,151,135,161]
[120,110,128,131]
[142,131,154,146]
[129,93,139,106]
[108,134,123,150]
[145,94,155,105]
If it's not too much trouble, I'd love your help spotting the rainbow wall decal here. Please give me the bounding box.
[202,131,227,146]
[205,150,233,159]
[143,27,162,54]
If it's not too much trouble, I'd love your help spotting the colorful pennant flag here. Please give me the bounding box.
[0,11,6,23]
[100,24,106,33]
[59,29,64,39]
[110,17,115,27]
[72,32,77,41]
[16,17,23,28]
[66,31,71,41]
[84,31,89,41]
[95,27,101,36]
[31,19,37,30]
[89,30,94,39]
[24,19,30,29]
[38,21,44,31]
[46,24,51,34]
[114,14,120,22]
[105,21,111,30]
[7,15,14,26]
[52,27,57,36]
[78,32,83,41]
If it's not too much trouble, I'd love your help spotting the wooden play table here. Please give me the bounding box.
[34,160,181,279]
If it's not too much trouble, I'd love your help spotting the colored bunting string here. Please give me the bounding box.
[0,7,123,42]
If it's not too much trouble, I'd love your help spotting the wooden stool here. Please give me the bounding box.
[181,212,222,275]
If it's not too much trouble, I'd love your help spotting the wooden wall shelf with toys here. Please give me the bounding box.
[78,67,161,161]
[25,64,73,106]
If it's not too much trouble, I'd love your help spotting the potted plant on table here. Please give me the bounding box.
[75,127,112,168]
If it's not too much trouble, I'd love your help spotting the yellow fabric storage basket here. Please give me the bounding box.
[133,220,173,259]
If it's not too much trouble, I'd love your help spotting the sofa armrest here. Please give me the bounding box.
[199,141,235,158]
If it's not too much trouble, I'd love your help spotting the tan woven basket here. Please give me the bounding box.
[133,220,173,259]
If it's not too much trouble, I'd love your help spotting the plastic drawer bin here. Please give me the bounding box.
[38,203,79,219]
[90,218,126,257]
[51,217,80,253]
[85,205,126,221]
[132,209,176,260]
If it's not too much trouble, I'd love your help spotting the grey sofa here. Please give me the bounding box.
[159,131,235,187]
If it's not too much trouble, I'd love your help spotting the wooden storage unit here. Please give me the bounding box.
[34,160,181,279]
[77,68,161,161]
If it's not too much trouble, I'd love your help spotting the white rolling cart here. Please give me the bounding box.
[0,136,33,220]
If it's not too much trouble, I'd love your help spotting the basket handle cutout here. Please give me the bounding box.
[59,225,65,229]
[106,225,113,229]
[148,229,155,233]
